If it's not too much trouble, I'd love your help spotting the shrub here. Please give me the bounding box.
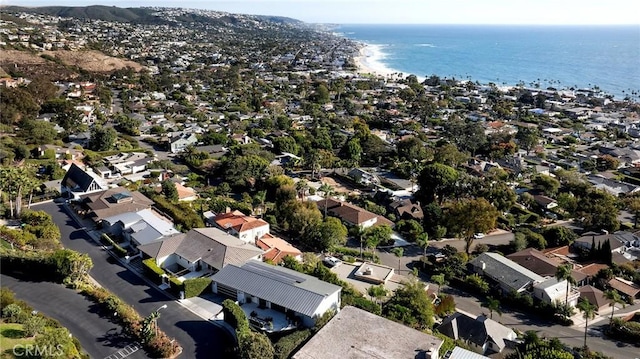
[183,277,212,298]
[607,318,640,343]
[100,233,127,257]
[222,299,249,333]
[142,258,165,285]
[463,274,489,294]
[169,277,184,296]
[435,295,456,317]
[332,246,379,262]
[23,315,47,336]
[273,329,312,359]
[2,303,22,322]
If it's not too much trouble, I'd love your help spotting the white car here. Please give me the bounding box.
[323,256,342,267]
[473,233,485,239]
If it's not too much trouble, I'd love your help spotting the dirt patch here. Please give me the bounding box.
[0,50,143,78]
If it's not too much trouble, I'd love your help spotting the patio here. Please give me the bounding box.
[239,301,298,333]
[164,262,211,282]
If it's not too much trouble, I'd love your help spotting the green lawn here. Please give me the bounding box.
[0,323,34,359]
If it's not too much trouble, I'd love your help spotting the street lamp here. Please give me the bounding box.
[153,304,168,337]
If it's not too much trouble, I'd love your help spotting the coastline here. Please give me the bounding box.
[353,43,397,78]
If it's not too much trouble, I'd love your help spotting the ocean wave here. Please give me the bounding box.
[416,43,436,48]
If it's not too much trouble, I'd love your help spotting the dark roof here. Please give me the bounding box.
[437,312,515,352]
[469,253,544,292]
[174,228,263,270]
[578,285,610,311]
[211,260,341,317]
[506,248,560,277]
[575,232,626,250]
[62,163,97,192]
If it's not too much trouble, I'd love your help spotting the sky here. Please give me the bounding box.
[5,0,640,25]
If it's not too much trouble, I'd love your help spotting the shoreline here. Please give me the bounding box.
[352,42,425,82]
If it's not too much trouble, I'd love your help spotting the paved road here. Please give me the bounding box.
[1,274,146,359]
[34,201,235,358]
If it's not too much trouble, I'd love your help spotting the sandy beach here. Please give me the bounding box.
[353,44,397,78]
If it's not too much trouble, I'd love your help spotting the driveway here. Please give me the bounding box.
[1,274,147,359]
[33,201,236,358]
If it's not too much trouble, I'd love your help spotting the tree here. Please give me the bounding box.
[577,189,620,232]
[417,163,459,204]
[238,330,275,359]
[34,327,81,359]
[516,127,540,155]
[604,289,624,322]
[318,183,334,217]
[482,297,502,319]
[391,247,404,273]
[362,225,393,253]
[316,217,348,251]
[446,198,499,254]
[543,226,578,247]
[430,273,446,295]
[416,232,429,260]
[367,285,388,311]
[88,125,117,151]
[576,298,596,348]
[383,278,435,329]
[19,119,57,144]
[533,174,560,196]
[624,196,640,228]
[161,180,178,202]
[555,264,576,311]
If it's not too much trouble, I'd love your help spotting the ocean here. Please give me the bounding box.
[337,24,640,100]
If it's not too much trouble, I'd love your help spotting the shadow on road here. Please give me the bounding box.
[175,320,236,359]
[97,327,132,349]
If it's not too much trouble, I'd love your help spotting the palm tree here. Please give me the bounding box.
[576,298,596,348]
[482,297,502,319]
[295,179,308,201]
[253,190,267,217]
[604,290,625,322]
[367,285,387,311]
[391,247,404,273]
[555,264,576,310]
[318,183,334,217]
[416,232,429,259]
[430,273,446,296]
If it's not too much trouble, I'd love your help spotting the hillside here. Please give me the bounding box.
[1,5,170,24]
[0,50,143,79]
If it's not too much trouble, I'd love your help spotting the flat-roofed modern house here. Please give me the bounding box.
[61,163,108,200]
[138,227,263,281]
[293,306,443,359]
[469,252,545,294]
[211,260,341,329]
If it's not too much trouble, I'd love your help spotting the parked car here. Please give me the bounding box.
[473,233,485,239]
[323,256,342,268]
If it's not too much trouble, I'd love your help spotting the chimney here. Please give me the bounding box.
[480,261,486,271]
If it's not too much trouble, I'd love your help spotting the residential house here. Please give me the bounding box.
[255,233,302,264]
[587,175,640,196]
[101,208,179,248]
[347,168,380,186]
[533,194,558,210]
[573,231,626,253]
[138,227,263,279]
[533,277,579,307]
[508,248,588,286]
[175,183,198,202]
[578,285,611,314]
[105,152,152,175]
[212,260,342,328]
[212,210,270,244]
[608,277,640,301]
[81,187,154,223]
[389,198,424,221]
[194,144,228,159]
[437,312,518,354]
[445,347,490,359]
[61,163,108,200]
[292,306,443,359]
[169,133,198,153]
[468,252,545,294]
[316,198,394,229]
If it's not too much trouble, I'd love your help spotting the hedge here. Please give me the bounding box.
[169,277,184,297]
[0,248,92,283]
[273,329,312,359]
[222,299,249,333]
[332,246,379,263]
[100,233,127,257]
[183,277,212,298]
[142,258,165,285]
